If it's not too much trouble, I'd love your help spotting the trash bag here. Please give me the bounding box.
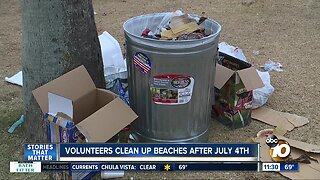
[252,70,275,109]
[99,31,127,88]
[109,78,129,105]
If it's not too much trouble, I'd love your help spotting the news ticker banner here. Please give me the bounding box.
[24,143,259,162]
[10,162,299,172]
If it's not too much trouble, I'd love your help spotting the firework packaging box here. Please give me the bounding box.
[32,65,138,179]
[213,53,263,129]
[33,65,137,143]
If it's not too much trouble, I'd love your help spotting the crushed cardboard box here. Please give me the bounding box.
[252,107,309,131]
[33,65,138,143]
[254,134,320,179]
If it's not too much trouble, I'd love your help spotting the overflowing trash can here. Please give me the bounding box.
[123,12,221,143]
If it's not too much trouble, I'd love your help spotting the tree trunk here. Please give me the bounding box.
[22,0,105,142]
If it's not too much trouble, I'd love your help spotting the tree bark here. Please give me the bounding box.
[22,0,105,142]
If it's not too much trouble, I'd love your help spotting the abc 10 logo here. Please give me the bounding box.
[265,135,291,162]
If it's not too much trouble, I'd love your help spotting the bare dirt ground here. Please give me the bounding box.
[1,0,319,179]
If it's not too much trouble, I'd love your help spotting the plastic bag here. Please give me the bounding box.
[262,59,283,72]
[252,70,275,109]
[99,31,127,88]
[154,10,184,35]
[109,79,129,105]
[99,31,126,72]
[218,42,248,62]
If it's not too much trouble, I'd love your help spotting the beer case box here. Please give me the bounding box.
[32,65,138,179]
[213,53,263,129]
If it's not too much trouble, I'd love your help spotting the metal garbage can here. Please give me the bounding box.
[123,13,221,143]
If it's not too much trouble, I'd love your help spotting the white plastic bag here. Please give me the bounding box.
[252,70,275,109]
[262,59,283,72]
[99,31,126,76]
[218,42,248,62]
[99,31,127,88]
[154,10,184,34]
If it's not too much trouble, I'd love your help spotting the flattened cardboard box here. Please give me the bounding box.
[213,53,263,129]
[32,66,138,179]
[252,107,309,131]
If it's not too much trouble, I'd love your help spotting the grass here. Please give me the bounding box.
[0,97,48,179]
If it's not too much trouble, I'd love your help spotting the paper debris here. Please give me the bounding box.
[252,50,260,56]
[262,59,283,72]
[252,107,309,131]
[142,10,209,40]
[161,21,200,39]
[256,127,287,138]
[5,71,23,86]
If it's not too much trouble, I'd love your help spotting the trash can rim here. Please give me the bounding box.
[123,12,222,43]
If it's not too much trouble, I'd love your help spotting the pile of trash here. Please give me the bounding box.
[141,10,210,40]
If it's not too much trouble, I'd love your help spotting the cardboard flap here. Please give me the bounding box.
[32,65,96,113]
[96,89,118,110]
[277,135,320,153]
[97,88,119,98]
[214,64,235,89]
[252,107,295,131]
[252,107,309,131]
[76,98,138,142]
[237,67,264,91]
[73,89,97,124]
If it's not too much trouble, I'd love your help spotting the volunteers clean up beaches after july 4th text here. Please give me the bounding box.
[64,146,248,155]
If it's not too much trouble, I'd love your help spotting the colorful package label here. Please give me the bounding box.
[44,113,80,143]
[133,52,151,73]
[150,74,194,105]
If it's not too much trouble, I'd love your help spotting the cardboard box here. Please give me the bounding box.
[32,65,138,179]
[33,65,138,143]
[213,53,263,129]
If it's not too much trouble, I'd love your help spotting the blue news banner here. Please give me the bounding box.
[24,143,260,171]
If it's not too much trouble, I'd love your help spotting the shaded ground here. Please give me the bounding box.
[1,0,319,179]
